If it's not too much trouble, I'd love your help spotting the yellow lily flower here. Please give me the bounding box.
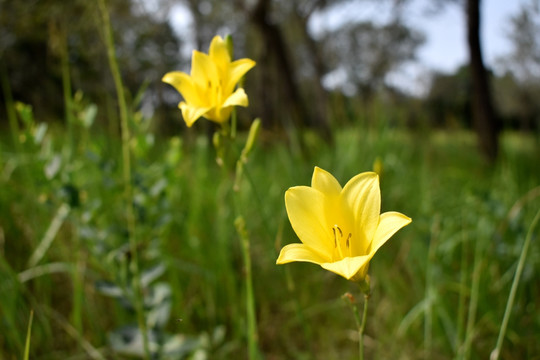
[277,167,411,282]
[162,35,256,127]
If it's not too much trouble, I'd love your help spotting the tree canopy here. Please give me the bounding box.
[1,0,538,138]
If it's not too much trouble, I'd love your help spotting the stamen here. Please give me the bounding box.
[346,233,352,257]
[333,225,345,259]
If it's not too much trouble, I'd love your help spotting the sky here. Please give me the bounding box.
[412,0,526,72]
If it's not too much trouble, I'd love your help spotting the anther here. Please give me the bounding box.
[332,225,347,259]
[346,233,351,248]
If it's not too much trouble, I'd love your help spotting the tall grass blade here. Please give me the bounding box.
[462,219,487,360]
[18,262,73,283]
[425,215,440,356]
[23,310,33,360]
[27,203,70,267]
[455,218,469,358]
[43,306,106,360]
[490,208,540,360]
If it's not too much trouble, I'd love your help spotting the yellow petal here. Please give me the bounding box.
[209,35,231,74]
[222,88,249,108]
[226,59,256,93]
[179,102,211,127]
[370,211,411,255]
[191,50,218,89]
[206,106,233,124]
[342,172,380,248]
[162,71,200,105]
[285,186,334,255]
[276,243,327,265]
[311,167,342,196]
[321,255,371,280]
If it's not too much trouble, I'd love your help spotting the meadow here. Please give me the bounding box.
[1,4,539,357]
[1,92,539,359]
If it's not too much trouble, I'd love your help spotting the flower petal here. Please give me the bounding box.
[342,172,380,250]
[162,71,200,105]
[321,255,371,280]
[222,88,249,108]
[276,243,327,265]
[370,211,411,255]
[205,106,233,124]
[285,186,334,256]
[209,36,231,74]
[179,102,211,127]
[227,59,256,93]
[311,167,342,196]
[191,50,218,89]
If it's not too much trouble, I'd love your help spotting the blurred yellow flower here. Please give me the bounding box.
[277,167,411,281]
[162,36,256,127]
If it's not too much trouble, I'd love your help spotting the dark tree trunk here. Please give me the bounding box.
[466,0,499,161]
[292,7,332,141]
[248,0,306,132]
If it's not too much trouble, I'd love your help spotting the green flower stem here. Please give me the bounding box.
[346,283,370,360]
[235,216,259,360]
[215,118,262,359]
[349,300,362,357]
[213,119,260,359]
[97,0,149,358]
[232,120,261,359]
[491,208,540,360]
[358,293,370,360]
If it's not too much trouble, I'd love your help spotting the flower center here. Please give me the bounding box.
[332,224,352,260]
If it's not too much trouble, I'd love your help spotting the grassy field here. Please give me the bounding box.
[1,99,539,360]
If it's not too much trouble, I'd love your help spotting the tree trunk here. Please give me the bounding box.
[248,0,306,131]
[466,0,499,161]
[292,7,332,141]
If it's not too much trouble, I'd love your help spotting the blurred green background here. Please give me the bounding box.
[1,0,539,359]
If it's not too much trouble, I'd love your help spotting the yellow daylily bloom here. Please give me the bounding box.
[277,167,411,282]
[162,35,256,127]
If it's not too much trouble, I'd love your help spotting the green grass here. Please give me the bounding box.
[1,111,539,359]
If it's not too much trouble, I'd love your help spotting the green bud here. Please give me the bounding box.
[242,118,261,158]
[224,34,234,59]
[212,131,221,149]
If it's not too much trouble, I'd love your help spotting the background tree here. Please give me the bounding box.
[495,1,540,131]
[322,19,424,100]
[3,0,537,152]
[466,0,499,161]
[426,66,472,128]
[0,0,181,130]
